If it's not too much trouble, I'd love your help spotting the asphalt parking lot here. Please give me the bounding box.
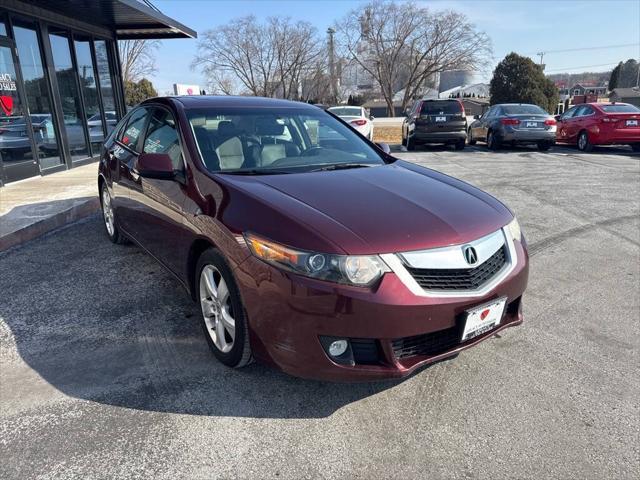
[1,146,638,479]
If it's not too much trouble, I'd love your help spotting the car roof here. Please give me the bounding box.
[147,95,321,111]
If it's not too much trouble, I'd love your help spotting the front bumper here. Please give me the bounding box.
[234,236,529,382]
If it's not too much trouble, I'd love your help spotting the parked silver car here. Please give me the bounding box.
[468,103,556,151]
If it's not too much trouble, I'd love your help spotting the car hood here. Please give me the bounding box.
[221,161,513,255]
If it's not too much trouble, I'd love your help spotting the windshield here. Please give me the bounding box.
[187,107,385,174]
[601,104,640,113]
[421,101,461,115]
[502,104,547,115]
[328,107,362,117]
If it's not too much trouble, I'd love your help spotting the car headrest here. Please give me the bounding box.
[191,115,206,127]
[217,120,237,139]
[255,117,285,136]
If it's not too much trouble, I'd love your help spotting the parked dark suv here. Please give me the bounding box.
[401,99,467,150]
[98,95,528,382]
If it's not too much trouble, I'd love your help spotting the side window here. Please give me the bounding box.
[573,105,589,117]
[486,107,496,118]
[562,107,577,120]
[143,108,183,170]
[119,107,149,151]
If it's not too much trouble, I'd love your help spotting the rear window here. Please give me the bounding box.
[328,107,362,117]
[601,104,640,113]
[420,101,461,115]
[501,105,547,115]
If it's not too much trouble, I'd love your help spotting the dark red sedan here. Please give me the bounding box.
[98,96,529,381]
[556,102,640,152]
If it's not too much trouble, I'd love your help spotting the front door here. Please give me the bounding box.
[0,39,39,183]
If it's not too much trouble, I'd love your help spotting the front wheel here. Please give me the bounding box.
[577,130,593,152]
[197,249,252,368]
[406,135,416,151]
[454,139,465,150]
[467,129,476,145]
[100,183,128,244]
[630,143,640,152]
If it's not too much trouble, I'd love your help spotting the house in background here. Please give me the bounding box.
[609,88,640,107]
[569,82,608,97]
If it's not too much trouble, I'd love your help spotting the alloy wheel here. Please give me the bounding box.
[578,132,587,150]
[199,264,236,353]
[102,187,115,237]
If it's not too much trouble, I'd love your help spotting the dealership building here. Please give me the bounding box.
[0,0,195,186]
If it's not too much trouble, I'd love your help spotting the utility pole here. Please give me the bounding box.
[327,27,338,103]
[536,51,545,71]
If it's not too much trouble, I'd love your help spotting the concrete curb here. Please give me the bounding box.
[0,197,101,253]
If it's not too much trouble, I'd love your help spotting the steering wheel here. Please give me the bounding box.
[300,147,323,157]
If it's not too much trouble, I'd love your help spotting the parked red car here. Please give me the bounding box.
[98,96,529,381]
[556,102,640,152]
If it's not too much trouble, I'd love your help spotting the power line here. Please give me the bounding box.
[544,62,620,73]
[533,43,639,56]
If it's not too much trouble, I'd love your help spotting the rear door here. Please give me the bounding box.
[567,105,592,141]
[127,105,188,274]
[416,100,466,134]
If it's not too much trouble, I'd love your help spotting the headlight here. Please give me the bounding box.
[506,216,522,242]
[244,232,389,286]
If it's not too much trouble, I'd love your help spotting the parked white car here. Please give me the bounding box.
[328,106,374,140]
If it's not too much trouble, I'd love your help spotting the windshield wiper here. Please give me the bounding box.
[220,169,289,175]
[310,163,374,172]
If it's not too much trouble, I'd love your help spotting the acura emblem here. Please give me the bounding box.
[463,246,478,265]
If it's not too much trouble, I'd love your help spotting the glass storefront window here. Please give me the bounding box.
[0,44,35,176]
[74,35,103,155]
[0,17,7,37]
[93,40,117,133]
[13,21,64,170]
[49,30,89,161]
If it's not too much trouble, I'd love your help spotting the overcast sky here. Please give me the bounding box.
[151,0,640,94]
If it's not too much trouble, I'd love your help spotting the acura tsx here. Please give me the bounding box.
[98,96,529,381]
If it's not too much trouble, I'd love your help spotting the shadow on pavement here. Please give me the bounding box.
[0,217,416,419]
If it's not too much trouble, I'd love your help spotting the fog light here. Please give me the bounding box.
[328,339,348,357]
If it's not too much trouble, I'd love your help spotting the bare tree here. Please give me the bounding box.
[119,39,160,83]
[336,1,492,116]
[192,16,322,99]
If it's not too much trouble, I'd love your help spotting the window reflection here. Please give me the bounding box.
[94,40,117,134]
[49,30,89,160]
[0,45,32,167]
[13,21,63,170]
[74,36,103,155]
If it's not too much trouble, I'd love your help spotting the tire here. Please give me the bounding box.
[100,183,128,244]
[406,135,416,151]
[537,141,552,152]
[454,139,465,150]
[631,143,640,152]
[577,130,593,152]
[487,130,500,151]
[196,248,252,368]
[467,129,476,145]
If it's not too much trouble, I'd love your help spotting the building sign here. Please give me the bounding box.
[173,83,201,95]
[0,73,17,92]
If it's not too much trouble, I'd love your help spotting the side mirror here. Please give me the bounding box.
[473,114,480,120]
[369,114,375,120]
[135,153,176,180]
[554,115,562,122]
[376,142,391,154]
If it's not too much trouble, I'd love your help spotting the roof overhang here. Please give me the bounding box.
[25,0,196,39]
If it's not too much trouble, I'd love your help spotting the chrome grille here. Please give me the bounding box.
[405,245,507,291]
